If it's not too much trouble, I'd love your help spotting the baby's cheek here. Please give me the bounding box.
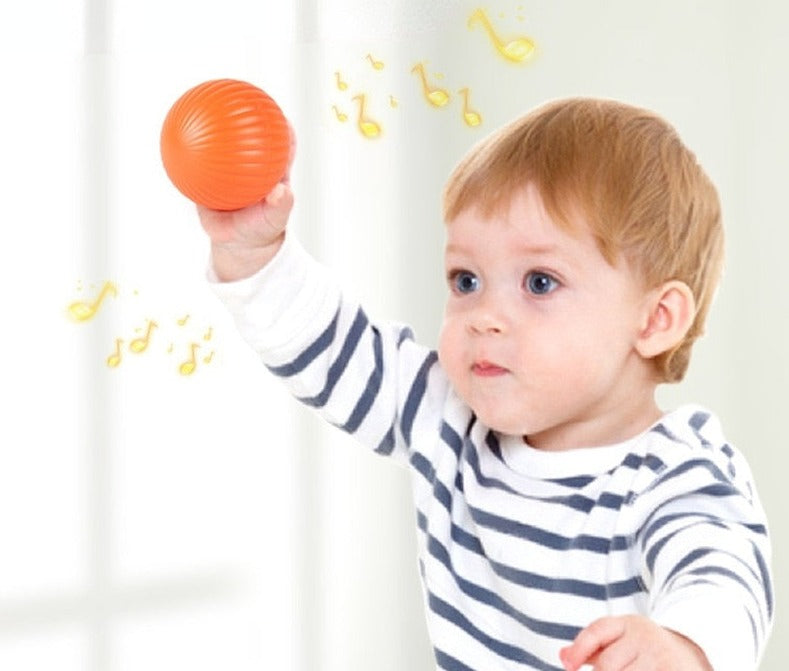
[437,321,463,385]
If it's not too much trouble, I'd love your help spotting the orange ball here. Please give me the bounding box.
[160,79,290,211]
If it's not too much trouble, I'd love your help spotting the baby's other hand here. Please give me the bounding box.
[559,615,712,671]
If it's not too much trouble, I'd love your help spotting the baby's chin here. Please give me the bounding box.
[468,405,530,438]
[471,405,562,447]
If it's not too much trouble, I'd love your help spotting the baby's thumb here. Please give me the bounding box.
[262,181,294,233]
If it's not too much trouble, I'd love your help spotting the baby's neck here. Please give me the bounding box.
[525,394,662,452]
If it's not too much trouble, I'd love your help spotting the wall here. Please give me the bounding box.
[0,1,786,669]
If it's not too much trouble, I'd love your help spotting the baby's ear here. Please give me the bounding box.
[635,280,696,359]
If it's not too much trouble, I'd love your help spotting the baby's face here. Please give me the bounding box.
[438,183,656,451]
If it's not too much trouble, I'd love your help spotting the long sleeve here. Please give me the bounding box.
[209,234,450,462]
[635,411,773,671]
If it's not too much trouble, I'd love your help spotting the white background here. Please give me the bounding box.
[0,1,786,669]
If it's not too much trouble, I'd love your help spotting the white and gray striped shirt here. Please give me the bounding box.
[211,236,773,671]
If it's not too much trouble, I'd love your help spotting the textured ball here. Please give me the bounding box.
[160,79,290,211]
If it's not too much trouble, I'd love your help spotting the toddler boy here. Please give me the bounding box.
[198,98,772,671]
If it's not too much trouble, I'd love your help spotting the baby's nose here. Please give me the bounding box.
[467,297,506,335]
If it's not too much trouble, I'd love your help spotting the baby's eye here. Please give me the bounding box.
[524,271,559,295]
[449,270,480,294]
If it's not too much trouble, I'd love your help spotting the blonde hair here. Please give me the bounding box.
[443,97,724,383]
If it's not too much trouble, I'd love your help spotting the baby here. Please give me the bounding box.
[198,97,772,671]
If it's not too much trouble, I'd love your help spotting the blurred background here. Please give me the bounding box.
[0,0,786,669]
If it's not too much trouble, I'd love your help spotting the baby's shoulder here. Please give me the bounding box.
[630,404,757,503]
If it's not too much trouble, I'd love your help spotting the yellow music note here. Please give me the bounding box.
[106,338,123,368]
[178,342,200,376]
[458,88,483,127]
[332,105,348,122]
[68,281,117,322]
[366,53,385,70]
[177,314,190,326]
[129,319,158,354]
[203,351,215,364]
[468,7,535,63]
[334,71,348,91]
[203,326,213,341]
[351,94,382,139]
[389,95,399,109]
[411,63,450,107]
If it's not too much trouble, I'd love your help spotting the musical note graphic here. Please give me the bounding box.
[468,7,535,63]
[351,94,382,139]
[389,95,399,108]
[332,105,349,122]
[366,53,385,70]
[129,319,158,354]
[107,338,123,368]
[68,276,221,378]
[458,87,483,127]
[178,342,200,376]
[68,281,117,322]
[334,71,348,91]
[411,63,451,107]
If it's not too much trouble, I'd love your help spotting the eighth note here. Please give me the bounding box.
[332,105,348,122]
[334,71,348,91]
[366,53,385,70]
[351,94,382,139]
[411,63,450,108]
[178,342,200,376]
[107,338,123,368]
[68,281,117,322]
[129,319,158,354]
[458,88,483,127]
[468,7,535,63]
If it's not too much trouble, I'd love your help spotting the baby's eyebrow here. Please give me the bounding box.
[444,240,565,259]
[515,242,560,256]
[444,242,471,256]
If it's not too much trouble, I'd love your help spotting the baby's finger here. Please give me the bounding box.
[264,182,294,210]
[589,638,639,671]
[560,617,626,671]
[282,120,297,183]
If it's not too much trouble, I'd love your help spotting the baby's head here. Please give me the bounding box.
[443,97,723,383]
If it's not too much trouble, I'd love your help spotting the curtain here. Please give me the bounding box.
[1,1,787,669]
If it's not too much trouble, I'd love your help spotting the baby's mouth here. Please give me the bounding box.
[471,360,508,376]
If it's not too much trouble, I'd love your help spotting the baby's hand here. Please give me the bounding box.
[198,181,294,281]
[559,615,711,671]
[199,121,296,282]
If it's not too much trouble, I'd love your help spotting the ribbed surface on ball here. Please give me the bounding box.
[160,79,289,210]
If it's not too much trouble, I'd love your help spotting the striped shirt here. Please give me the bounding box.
[211,236,773,671]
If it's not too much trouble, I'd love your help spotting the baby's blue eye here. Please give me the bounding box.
[525,271,559,295]
[451,270,480,294]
